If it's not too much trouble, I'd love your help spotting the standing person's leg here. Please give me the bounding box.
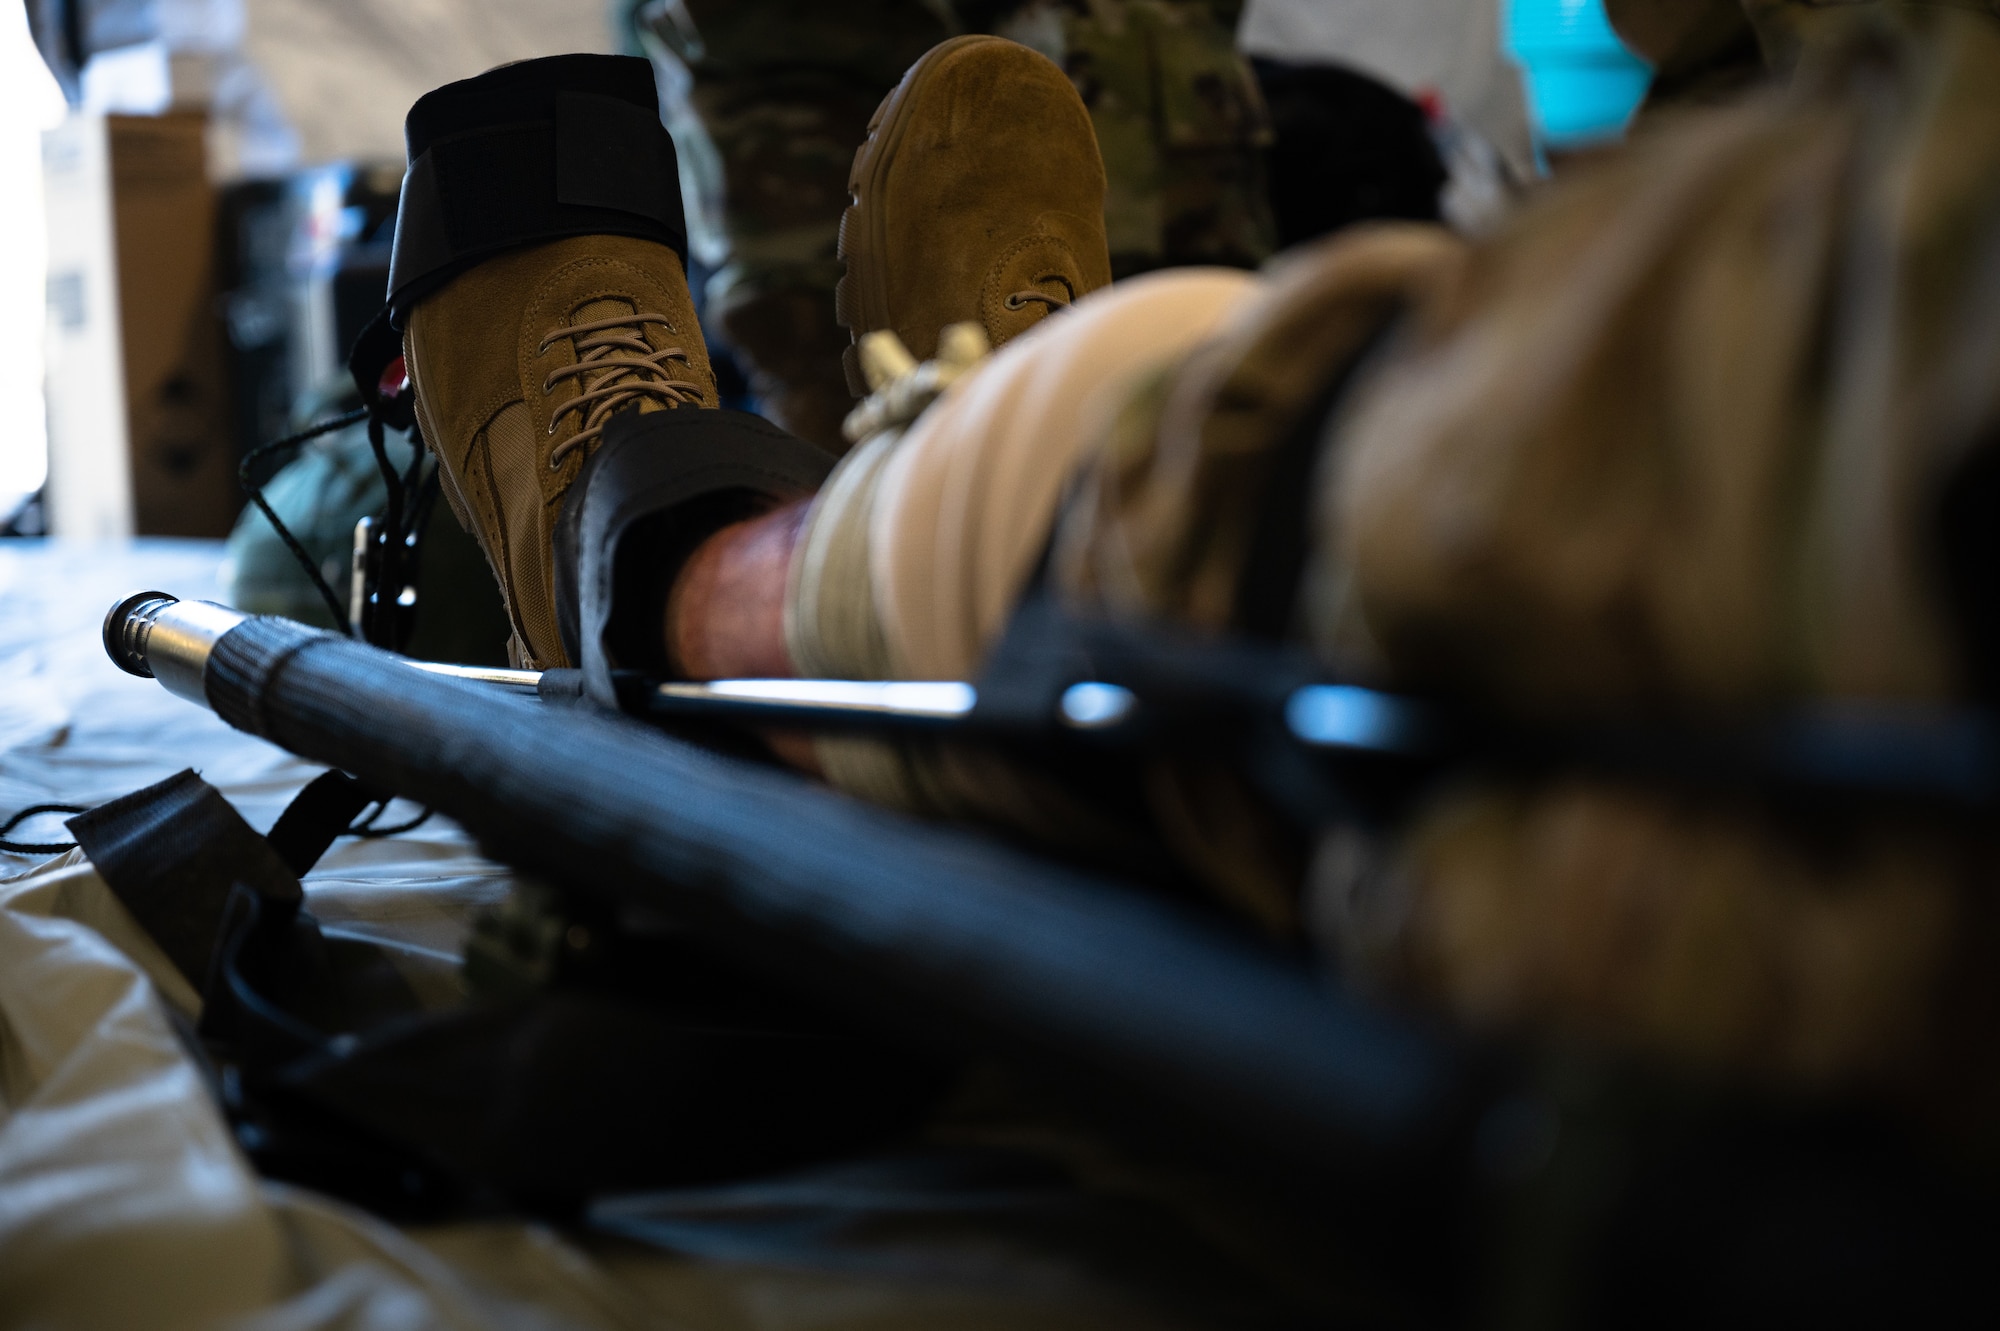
[628,0,952,449]
[834,34,1114,382]
[975,0,1277,277]
[627,0,1275,449]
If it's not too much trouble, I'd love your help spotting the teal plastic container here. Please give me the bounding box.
[1505,0,1653,151]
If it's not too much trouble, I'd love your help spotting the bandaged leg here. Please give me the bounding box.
[781,268,1260,809]
[658,227,1451,899]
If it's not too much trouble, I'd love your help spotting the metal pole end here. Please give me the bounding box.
[103,590,178,679]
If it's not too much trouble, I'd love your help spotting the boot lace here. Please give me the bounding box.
[1003,288,1071,312]
[541,312,707,468]
[1003,274,1075,313]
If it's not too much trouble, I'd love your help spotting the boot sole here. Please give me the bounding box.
[835,34,1008,399]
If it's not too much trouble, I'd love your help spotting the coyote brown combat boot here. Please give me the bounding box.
[383,55,718,669]
[406,233,716,668]
[836,35,1113,396]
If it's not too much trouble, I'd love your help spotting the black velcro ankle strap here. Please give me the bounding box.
[386,54,688,325]
[555,409,836,709]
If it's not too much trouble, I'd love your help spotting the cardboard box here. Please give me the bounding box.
[108,111,237,537]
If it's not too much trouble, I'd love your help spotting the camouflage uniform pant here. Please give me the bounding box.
[619,0,1273,446]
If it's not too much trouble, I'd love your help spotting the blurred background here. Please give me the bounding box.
[0,0,1651,630]
[6,2,623,535]
[3,0,623,661]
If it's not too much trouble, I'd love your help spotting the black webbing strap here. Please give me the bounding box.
[272,990,945,1214]
[54,757,944,1216]
[385,55,687,325]
[265,769,388,877]
[554,408,836,703]
[67,769,303,988]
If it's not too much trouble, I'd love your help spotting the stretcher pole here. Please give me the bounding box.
[101,592,1484,1194]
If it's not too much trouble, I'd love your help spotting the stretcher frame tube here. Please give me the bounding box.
[113,601,1473,1185]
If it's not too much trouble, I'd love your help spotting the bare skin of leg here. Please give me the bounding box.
[664,499,810,680]
[663,497,820,770]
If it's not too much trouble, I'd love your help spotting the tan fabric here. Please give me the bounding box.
[1325,21,2000,710]
[786,431,903,683]
[784,427,918,807]
[1608,0,2000,84]
[1373,784,1984,1101]
[1605,0,1766,102]
[1317,15,2000,1110]
[1033,227,1467,927]
[1745,0,2000,70]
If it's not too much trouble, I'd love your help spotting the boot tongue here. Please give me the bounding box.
[573,297,673,417]
[577,297,634,325]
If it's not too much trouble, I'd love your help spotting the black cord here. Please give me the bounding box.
[345,800,435,839]
[360,411,437,651]
[366,411,406,571]
[0,802,88,855]
[238,407,369,480]
[358,809,435,838]
[239,395,437,653]
[400,417,428,503]
[238,407,369,634]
